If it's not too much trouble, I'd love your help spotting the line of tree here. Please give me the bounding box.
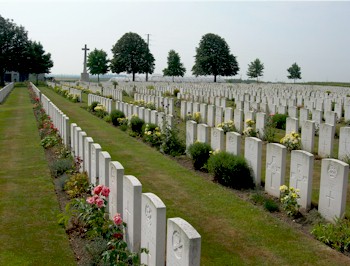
[0,15,53,86]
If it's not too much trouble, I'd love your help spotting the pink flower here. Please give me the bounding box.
[93,185,103,195]
[86,197,95,204]
[101,186,110,197]
[95,197,104,208]
[113,213,123,226]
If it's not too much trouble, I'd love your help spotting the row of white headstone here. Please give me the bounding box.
[0,82,14,103]
[134,93,175,115]
[185,119,349,223]
[32,83,201,266]
[47,82,83,102]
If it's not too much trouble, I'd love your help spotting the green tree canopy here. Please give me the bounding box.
[26,41,53,84]
[110,32,155,81]
[163,50,186,82]
[87,48,109,83]
[0,15,29,85]
[192,33,239,82]
[287,63,302,83]
[247,58,264,82]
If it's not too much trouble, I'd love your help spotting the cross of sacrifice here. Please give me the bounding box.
[81,44,90,73]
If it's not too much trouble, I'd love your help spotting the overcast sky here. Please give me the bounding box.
[1,1,350,82]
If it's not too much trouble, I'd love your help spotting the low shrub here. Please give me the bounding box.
[50,158,73,177]
[64,172,90,198]
[143,123,162,148]
[173,88,180,97]
[129,115,145,135]
[187,142,212,170]
[110,110,125,126]
[272,114,288,130]
[160,126,186,156]
[264,199,279,212]
[312,218,350,252]
[88,101,99,112]
[207,152,254,189]
[40,135,59,149]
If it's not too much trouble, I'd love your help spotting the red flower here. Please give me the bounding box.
[113,232,123,240]
[93,185,103,195]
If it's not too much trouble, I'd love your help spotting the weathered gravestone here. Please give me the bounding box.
[141,193,166,266]
[289,150,314,210]
[318,159,349,222]
[166,217,201,266]
[265,143,286,198]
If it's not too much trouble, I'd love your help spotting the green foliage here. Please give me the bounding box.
[160,125,186,156]
[0,15,29,85]
[287,62,302,83]
[216,120,236,134]
[146,85,155,90]
[129,115,145,135]
[143,123,162,148]
[264,199,279,212]
[192,33,239,82]
[207,152,254,189]
[173,88,180,97]
[49,158,74,177]
[280,132,301,151]
[110,32,155,81]
[110,110,126,126]
[163,49,186,81]
[272,114,288,130]
[247,58,264,82]
[87,48,109,83]
[262,115,277,142]
[64,172,90,198]
[188,142,212,170]
[312,218,350,252]
[280,185,300,216]
[88,101,99,112]
[40,135,59,148]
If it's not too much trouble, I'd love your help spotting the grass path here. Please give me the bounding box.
[0,87,76,265]
[40,86,350,265]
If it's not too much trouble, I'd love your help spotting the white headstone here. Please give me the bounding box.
[99,151,111,187]
[211,127,225,151]
[141,193,166,266]
[318,159,349,222]
[197,123,209,143]
[265,143,286,198]
[289,150,314,210]
[166,217,201,266]
[301,120,315,153]
[109,161,124,218]
[90,143,101,185]
[244,137,262,186]
[226,132,241,156]
[318,123,335,158]
[338,127,350,161]
[285,117,299,135]
[84,137,94,178]
[186,120,197,149]
[234,109,243,133]
[123,175,142,253]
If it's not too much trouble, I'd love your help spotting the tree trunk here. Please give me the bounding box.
[172,76,174,82]
[36,74,39,85]
[214,75,217,83]
[0,70,5,86]
[132,72,135,82]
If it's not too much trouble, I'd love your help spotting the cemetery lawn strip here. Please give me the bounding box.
[0,87,76,265]
[40,86,350,265]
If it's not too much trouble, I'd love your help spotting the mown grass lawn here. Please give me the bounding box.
[0,87,75,265]
[40,85,350,265]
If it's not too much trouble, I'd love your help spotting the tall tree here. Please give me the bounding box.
[110,32,155,81]
[192,33,239,82]
[26,41,53,85]
[0,15,29,85]
[287,63,302,83]
[163,50,186,82]
[87,48,109,83]
[247,58,264,82]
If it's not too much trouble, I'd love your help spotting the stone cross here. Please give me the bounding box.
[82,44,89,73]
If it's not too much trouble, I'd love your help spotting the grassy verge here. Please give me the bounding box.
[40,85,350,265]
[0,87,76,265]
